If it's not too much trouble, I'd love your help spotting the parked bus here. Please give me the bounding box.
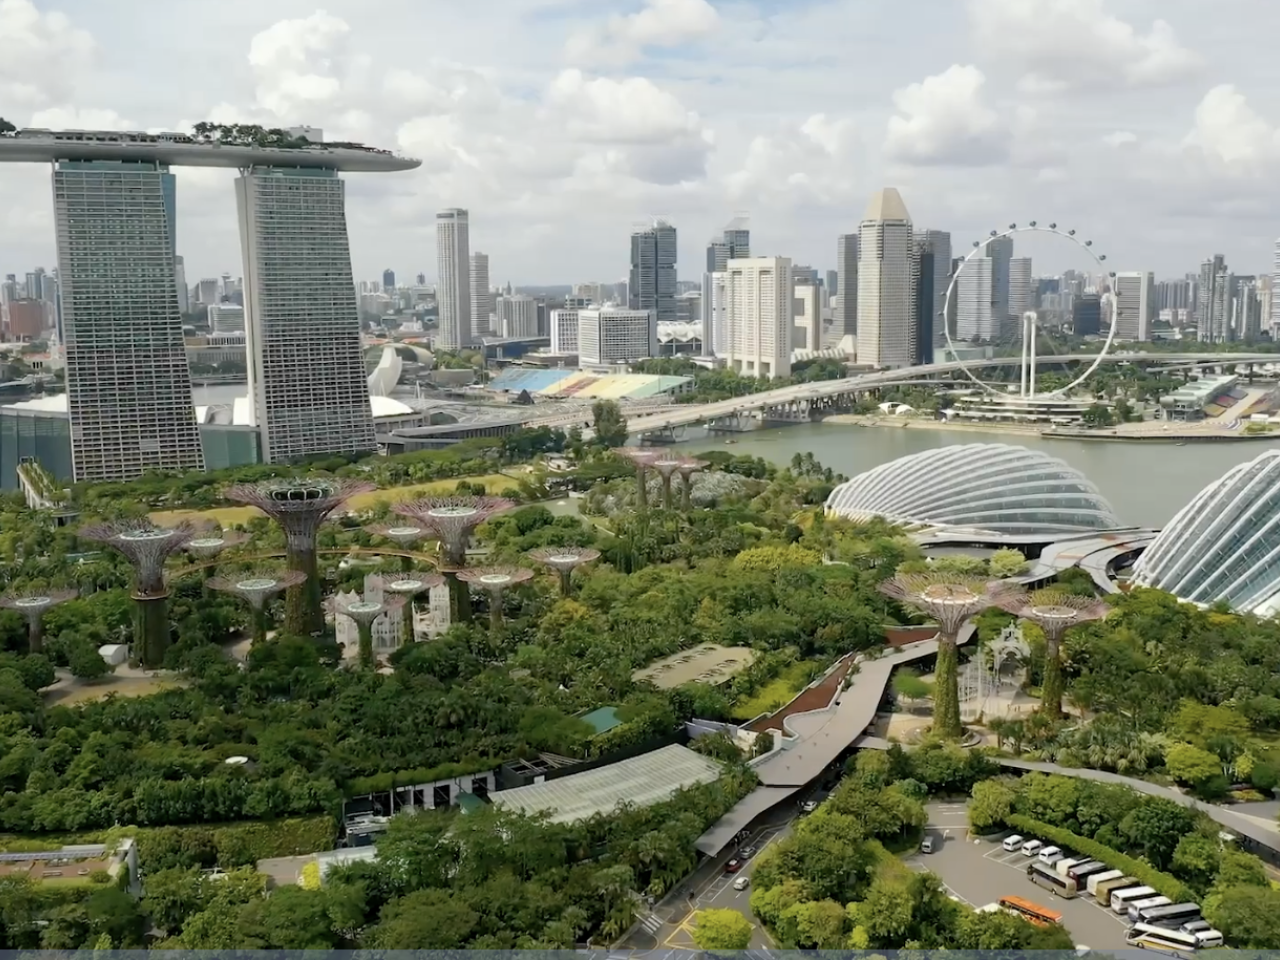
[1086,870,1124,898]
[1127,896,1171,920]
[1126,922,1200,956]
[1094,875,1137,904]
[1026,861,1078,898]
[1054,857,1083,877]
[1112,885,1158,912]
[999,895,1064,926]
[1068,860,1109,883]
[1139,903,1203,927]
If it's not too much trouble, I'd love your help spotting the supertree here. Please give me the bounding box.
[997,590,1110,718]
[207,570,307,646]
[79,520,198,668]
[615,447,661,510]
[393,496,515,620]
[647,451,687,510]
[225,478,376,637]
[184,526,250,588]
[0,589,77,654]
[527,546,601,597]
[879,573,1025,739]
[368,521,428,571]
[336,596,405,670]
[378,573,445,643]
[676,457,709,511]
[457,566,534,631]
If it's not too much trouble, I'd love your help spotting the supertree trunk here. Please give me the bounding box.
[661,475,674,510]
[933,632,963,739]
[285,544,323,637]
[357,622,375,670]
[1042,636,1065,718]
[681,474,693,512]
[136,597,171,668]
[557,568,573,597]
[252,606,270,646]
[27,618,43,656]
[401,600,415,643]
[447,573,472,623]
[490,591,504,633]
[635,467,648,509]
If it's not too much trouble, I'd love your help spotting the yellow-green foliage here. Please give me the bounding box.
[731,544,822,574]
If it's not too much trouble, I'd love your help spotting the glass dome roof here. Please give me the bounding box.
[823,443,1121,536]
[1132,449,1280,614]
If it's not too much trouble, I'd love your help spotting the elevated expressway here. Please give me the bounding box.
[598,352,1280,438]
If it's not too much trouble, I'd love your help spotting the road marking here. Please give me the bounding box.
[639,915,663,934]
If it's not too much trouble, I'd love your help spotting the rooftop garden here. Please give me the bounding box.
[191,122,392,156]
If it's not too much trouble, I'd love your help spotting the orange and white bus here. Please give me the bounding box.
[998,895,1065,927]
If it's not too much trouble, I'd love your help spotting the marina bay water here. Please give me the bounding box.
[676,422,1280,528]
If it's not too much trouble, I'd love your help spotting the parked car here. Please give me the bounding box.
[801,800,818,813]
[725,859,742,873]
[732,876,750,891]
[920,836,935,854]
[1003,835,1025,852]
[1021,840,1043,856]
[738,846,757,859]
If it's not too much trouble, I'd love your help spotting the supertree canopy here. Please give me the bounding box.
[879,572,1025,739]
[457,566,533,630]
[207,569,307,646]
[378,573,445,643]
[393,496,516,621]
[0,589,77,654]
[615,447,661,510]
[998,590,1110,717]
[676,457,709,511]
[225,478,376,637]
[527,546,601,597]
[185,527,250,587]
[336,596,404,669]
[80,520,198,668]
[648,452,687,510]
[368,521,429,571]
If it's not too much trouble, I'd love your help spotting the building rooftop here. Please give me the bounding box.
[490,743,722,823]
[0,128,419,173]
[863,187,911,222]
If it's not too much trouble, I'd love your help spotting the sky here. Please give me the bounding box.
[1,0,1279,286]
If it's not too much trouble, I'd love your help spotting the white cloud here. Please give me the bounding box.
[0,0,94,108]
[969,0,1201,93]
[884,65,1009,166]
[723,114,858,206]
[246,11,354,118]
[1182,85,1280,169]
[565,0,718,66]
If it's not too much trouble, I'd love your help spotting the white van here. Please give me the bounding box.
[1039,846,1063,866]
[1193,929,1224,948]
[1021,839,1043,857]
[1003,835,1024,852]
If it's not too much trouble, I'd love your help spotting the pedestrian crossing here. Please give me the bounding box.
[639,914,663,934]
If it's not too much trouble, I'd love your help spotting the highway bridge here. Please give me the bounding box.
[592,352,1279,437]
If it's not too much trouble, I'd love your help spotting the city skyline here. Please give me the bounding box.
[1,0,1279,283]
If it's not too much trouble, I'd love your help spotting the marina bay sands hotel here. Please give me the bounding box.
[0,126,421,482]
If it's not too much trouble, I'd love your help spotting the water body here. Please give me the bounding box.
[677,422,1280,528]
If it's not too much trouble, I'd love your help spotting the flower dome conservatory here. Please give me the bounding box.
[1132,449,1280,614]
[823,443,1122,536]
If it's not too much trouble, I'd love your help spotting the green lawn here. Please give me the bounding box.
[729,662,814,721]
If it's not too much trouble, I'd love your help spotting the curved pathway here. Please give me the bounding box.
[170,546,439,577]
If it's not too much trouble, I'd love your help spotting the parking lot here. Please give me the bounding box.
[906,802,1131,952]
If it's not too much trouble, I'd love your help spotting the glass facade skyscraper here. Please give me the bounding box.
[236,166,376,463]
[53,160,204,482]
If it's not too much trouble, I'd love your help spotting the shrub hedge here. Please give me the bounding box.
[1006,813,1196,903]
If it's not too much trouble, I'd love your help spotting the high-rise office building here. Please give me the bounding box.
[54,160,204,481]
[1234,277,1263,343]
[1197,255,1229,342]
[1008,257,1033,326]
[236,166,375,463]
[1112,271,1155,341]
[174,255,188,314]
[1073,294,1102,336]
[794,281,822,353]
[415,272,426,286]
[705,218,749,273]
[382,268,396,292]
[912,230,951,363]
[956,236,1012,342]
[825,269,838,297]
[703,272,729,357]
[1271,240,1280,335]
[208,302,245,333]
[550,309,579,353]
[1,275,17,306]
[629,220,677,323]
[6,300,44,339]
[497,294,537,338]
[577,306,657,366]
[835,234,858,340]
[723,257,792,379]
[470,252,492,338]
[195,277,220,304]
[436,208,471,349]
[856,189,914,368]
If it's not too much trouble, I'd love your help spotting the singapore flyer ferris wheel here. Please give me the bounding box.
[941,222,1118,399]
